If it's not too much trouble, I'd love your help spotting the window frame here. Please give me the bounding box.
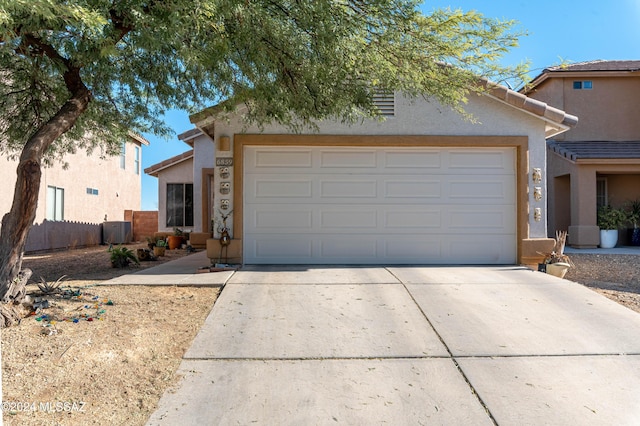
[120,141,126,169]
[166,183,194,228]
[46,185,65,221]
[134,146,140,175]
[573,80,593,90]
[596,177,608,208]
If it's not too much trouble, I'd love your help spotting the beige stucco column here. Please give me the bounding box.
[568,167,599,247]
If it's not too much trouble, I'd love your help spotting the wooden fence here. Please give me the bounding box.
[24,220,102,253]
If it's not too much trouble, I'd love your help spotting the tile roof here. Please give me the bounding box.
[128,131,150,146]
[143,149,193,176]
[547,141,640,161]
[544,60,640,72]
[524,60,640,94]
[480,78,578,132]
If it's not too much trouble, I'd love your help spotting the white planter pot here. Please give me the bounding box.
[546,262,571,278]
[599,229,619,248]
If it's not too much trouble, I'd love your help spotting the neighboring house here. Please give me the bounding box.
[0,133,149,251]
[147,84,577,266]
[522,60,640,248]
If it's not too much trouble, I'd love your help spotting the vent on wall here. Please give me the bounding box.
[373,92,395,116]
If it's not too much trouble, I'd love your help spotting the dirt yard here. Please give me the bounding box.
[1,244,219,426]
[1,246,639,425]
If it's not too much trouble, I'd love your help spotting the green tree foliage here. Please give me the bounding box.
[0,0,525,309]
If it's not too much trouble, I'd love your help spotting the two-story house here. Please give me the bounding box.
[0,133,149,251]
[522,60,640,248]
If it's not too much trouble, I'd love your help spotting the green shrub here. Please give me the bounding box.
[109,246,140,268]
[597,205,626,230]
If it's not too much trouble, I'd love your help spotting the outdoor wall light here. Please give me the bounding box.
[219,136,231,151]
[532,168,542,184]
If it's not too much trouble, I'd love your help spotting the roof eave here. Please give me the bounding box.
[574,158,640,165]
[128,131,150,146]
[190,79,577,139]
[143,150,194,177]
[523,69,640,94]
[480,78,577,138]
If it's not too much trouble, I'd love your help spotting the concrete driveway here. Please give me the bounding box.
[147,265,640,425]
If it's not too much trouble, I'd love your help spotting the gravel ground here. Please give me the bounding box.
[564,253,640,314]
[2,245,220,426]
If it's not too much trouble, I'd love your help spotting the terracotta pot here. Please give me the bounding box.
[167,235,183,250]
[153,246,165,257]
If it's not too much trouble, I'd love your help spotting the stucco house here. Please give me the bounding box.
[143,131,195,233]
[0,133,149,251]
[522,60,640,247]
[146,83,577,266]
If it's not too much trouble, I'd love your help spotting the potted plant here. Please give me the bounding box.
[167,228,184,250]
[597,205,626,248]
[145,236,156,250]
[625,199,640,246]
[540,230,573,278]
[154,239,166,256]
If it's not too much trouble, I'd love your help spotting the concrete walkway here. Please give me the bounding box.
[100,251,234,286]
[138,263,640,425]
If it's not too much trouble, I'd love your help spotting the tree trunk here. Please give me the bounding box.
[0,269,32,328]
[0,80,90,316]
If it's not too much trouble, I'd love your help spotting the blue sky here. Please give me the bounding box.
[140,0,640,210]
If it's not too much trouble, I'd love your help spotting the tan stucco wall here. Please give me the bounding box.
[530,76,640,142]
[0,139,144,226]
[528,79,565,121]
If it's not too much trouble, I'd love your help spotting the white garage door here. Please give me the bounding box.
[243,145,516,264]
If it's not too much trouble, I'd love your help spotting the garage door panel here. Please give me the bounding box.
[384,210,441,229]
[320,210,377,229]
[448,236,514,264]
[447,208,514,232]
[320,150,377,168]
[319,237,378,258]
[252,238,314,260]
[245,234,514,264]
[252,179,313,199]
[384,180,442,198]
[244,146,516,265]
[254,210,313,229]
[252,149,313,168]
[383,151,442,169]
[448,179,515,200]
[320,180,377,198]
[384,238,443,260]
[448,150,515,171]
